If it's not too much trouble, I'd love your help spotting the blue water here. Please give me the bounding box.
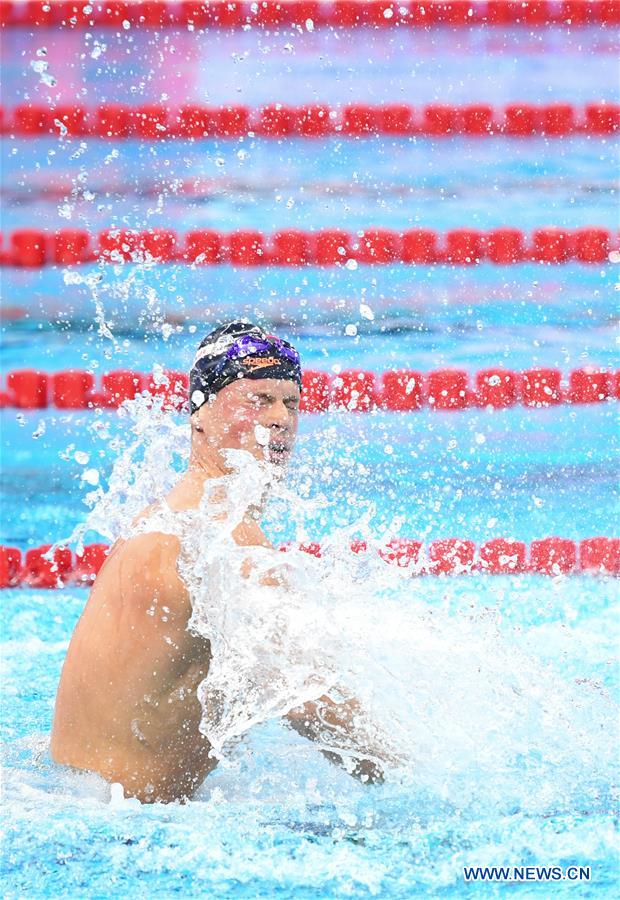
[1,17,619,900]
[2,573,618,898]
[1,404,617,548]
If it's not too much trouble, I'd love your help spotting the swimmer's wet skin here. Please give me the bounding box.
[50,321,395,803]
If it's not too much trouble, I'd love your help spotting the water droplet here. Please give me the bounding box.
[91,41,107,60]
[254,424,270,447]
[54,119,68,138]
[191,390,205,408]
[74,450,90,465]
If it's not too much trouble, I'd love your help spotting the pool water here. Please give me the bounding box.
[2,571,618,897]
[1,13,619,900]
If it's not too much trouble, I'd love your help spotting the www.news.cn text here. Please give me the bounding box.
[463,865,591,883]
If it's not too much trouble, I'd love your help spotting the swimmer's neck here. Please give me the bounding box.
[188,442,234,479]
[178,444,269,517]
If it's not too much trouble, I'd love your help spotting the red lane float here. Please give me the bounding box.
[280,536,620,576]
[1,227,616,267]
[1,366,617,412]
[2,102,618,138]
[1,1,619,30]
[1,537,618,588]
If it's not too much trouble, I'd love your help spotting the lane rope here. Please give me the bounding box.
[1,537,618,588]
[0,173,612,204]
[1,227,617,266]
[2,1,619,31]
[1,366,618,412]
[3,102,619,138]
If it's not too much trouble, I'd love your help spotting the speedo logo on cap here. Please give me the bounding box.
[243,356,280,370]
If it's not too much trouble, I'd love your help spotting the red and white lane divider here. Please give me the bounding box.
[1,537,618,588]
[2,227,617,267]
[1,366,618,412]
[3,102,618,138]
[2,1,619,30]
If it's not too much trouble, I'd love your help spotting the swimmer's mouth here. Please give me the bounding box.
[268,442,291,462]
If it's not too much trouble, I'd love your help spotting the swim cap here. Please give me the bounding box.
[189,321,303,414]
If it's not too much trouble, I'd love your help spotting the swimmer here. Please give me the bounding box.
[51,321,395,803]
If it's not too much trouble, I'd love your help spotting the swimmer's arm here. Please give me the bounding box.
[285,695,398,785]
[246,548,396,781]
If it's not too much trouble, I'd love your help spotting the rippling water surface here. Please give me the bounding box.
[1,13,619,899]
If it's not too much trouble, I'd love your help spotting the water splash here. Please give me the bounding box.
[71,393,189,548]
[70,399,618,819]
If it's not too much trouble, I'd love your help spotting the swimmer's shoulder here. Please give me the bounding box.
[100,528,186,607]
[119,529,182,569]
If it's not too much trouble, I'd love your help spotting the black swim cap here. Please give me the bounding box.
[189,321,303,414]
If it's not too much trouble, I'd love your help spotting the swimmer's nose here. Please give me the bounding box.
[266,399,291,430]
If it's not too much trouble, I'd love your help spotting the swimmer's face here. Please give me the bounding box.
[193,377,301,467]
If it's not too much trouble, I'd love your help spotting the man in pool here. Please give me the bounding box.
[51,321,394,803]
